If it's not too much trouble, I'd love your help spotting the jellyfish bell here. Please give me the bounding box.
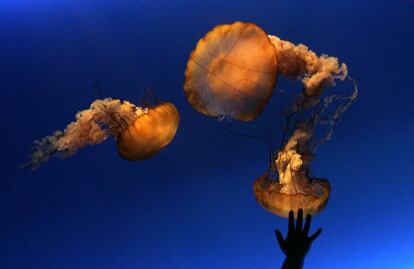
[184,21,278,121]
[117,102,179,160]
[253,175,330,218]
[26,97,179,169]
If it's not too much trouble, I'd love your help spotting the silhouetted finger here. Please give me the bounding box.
[275,229,284,248]
[296,209,303,232]
[303,214,312,235]
[309,228,322,241]
[288,210,295,235]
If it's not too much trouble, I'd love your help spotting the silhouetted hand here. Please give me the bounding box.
[275,209,322,269]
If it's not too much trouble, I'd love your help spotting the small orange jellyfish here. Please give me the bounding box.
[26,97,179,169]
[184,21,357,218]
[184,21,278,121]
[253,127,331,218]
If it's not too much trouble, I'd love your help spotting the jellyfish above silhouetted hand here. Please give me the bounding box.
[184,21,357,218]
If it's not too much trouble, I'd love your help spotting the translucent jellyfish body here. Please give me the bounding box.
[253,175,330,218]
[184,21,278,121]
[26,98,179,169]
[253,129,331,217]
[117,102,179,160]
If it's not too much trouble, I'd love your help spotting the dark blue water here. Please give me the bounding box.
[1,1,413,268]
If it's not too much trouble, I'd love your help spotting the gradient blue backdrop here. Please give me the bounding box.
[1,1,413,268]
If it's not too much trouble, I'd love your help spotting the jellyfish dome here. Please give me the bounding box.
[253,175,330,218]
[184,21,278,121]
[117,102,179,160]
[26,98,179,169]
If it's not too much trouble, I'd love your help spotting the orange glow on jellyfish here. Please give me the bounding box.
[26,98,179,169]
[117,102,179,160]
[184,21,356,218]
[253,128,331,218]
[184,21,278,121]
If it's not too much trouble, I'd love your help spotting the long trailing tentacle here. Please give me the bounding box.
[312,77,358,150]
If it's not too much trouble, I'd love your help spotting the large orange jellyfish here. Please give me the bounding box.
[184,22,278,121]
[26,97,179,169]
[184,21,357,218]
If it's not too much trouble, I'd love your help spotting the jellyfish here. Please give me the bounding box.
[26,97,179,170]
[253,127,331,217]
[184,21,278,121]
[184,21,357,217]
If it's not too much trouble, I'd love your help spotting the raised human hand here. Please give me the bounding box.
[275,209,322,268]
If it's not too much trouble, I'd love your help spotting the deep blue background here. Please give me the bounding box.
[1,1,413,268]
